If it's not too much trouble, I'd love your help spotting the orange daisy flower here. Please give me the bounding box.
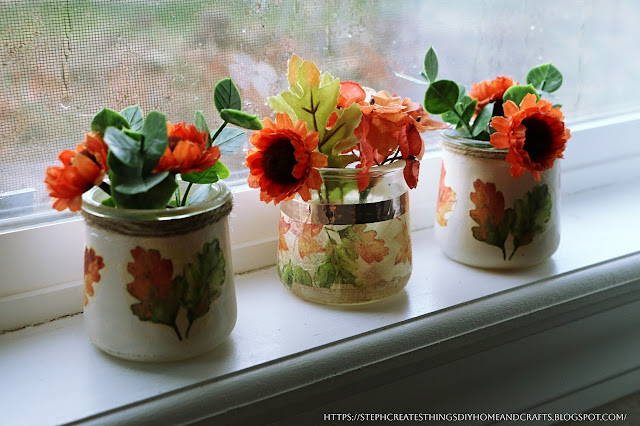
[246,113,328,204]
[154,122,220,174]
[490,93,571,181]
[44,133,109,212]
[469,76,515,115]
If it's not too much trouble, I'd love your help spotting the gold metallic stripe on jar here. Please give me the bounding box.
[280,192,409,225]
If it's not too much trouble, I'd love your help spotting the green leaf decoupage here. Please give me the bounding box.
[509,184,552,259]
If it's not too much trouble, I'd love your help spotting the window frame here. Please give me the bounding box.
[1,114,640,332]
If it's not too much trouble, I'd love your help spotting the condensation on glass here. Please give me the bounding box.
[0,0,638,222]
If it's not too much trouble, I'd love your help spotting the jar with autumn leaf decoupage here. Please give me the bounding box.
[277,161,412,305]
[81,181,236,361]
[434,131,560,268]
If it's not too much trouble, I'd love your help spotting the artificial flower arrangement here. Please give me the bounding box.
[245,54,446,304]
[401,46,571,267]
[45,79,261,361]
[45,78,262,211]
[400,46,571,181]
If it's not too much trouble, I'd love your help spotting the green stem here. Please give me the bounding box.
[172,323,183,341]
[210,121,228,146]
[181,182,194,206]
[98,181,111,195]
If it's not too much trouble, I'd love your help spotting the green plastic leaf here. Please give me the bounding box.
[120,106,144,132]
[292,265,313,287]
[320,103,362,156]
[213,127,246,154]
[423,46,438,82]
[110,172,176,209]
[107,151,141,178]
[424,80,459,115]
[509,184,552,259]
[181,161,229,184]
[502,84,539,107]
[141,111,168,173]
[219,109,263,130]
[472,103,494,137]
[526,63,563,93]
[214,78,242,113]
[441,110,459,125]
[314,262,337,289]
[268,58,341,142]
[91,108,130,137]
[185,184,212,206]
[113,170,171,195]
[194,110,211,147]
[101,197,116,207]
[104,127,143,168]
[176,239,226,337]
[460,98,477,127]
[394,72,429,85]
[457,84,467,102]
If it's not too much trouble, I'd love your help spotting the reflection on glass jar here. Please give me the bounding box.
[277,161,412,305]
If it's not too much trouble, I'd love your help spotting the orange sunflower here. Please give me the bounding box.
[154,122,220,174]
[246,113,327,204]
[44,132,109,212]
[469,76,515,115]
[490,93,571,181]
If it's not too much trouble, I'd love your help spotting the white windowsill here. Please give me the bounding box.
[2,157,640,424]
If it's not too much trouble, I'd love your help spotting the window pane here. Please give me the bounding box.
[1,0,638,223]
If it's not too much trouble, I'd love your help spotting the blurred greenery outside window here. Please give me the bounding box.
[1,0,638,223]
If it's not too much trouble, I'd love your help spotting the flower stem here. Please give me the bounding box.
[181,182,194,206]
[210,121,228,146]
[172,323,183,341]
[98,182,111,195]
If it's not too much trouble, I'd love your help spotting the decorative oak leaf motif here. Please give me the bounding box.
[509,184,552,259]
[175,239,226,338]
[469,180,513,259]
[394,221,412,265]
[278,216,291,252]
[436,163,457,226]
[83,247,104,306]
[290,221,325,259]
[343,224,389,264]
[126,246,183,340]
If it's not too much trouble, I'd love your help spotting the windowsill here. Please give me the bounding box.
[2,166,640,424]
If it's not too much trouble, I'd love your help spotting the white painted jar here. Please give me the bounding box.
[434,131,560,269]
[81,182,236,361]
[278,162,412,305]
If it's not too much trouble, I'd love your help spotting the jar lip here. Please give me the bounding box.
[439,129,507,159]
[81,180,232,220]
[319,160,405,177]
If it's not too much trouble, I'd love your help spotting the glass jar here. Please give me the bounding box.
[277,161,412,304]
[435,131,560,269]
[81,181,236,361]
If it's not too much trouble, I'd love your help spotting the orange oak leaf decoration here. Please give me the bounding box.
[278,216,291,252]
[394,221,412,265]
[469,179,512,259]
[83,247,104,306]
[290,221,325,259]
[436,163,456,226]
[350,224,389,264]
[127,246,183,339]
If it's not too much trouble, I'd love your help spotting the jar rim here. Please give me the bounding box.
[319,159,405,178]
[439,130,507,160]
[82,180,232,221]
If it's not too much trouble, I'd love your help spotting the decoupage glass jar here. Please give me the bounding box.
[435,131,560,269]
[277,161,412,305]
[81,181,236,361]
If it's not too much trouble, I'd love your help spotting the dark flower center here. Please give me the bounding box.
[522,116,552,162]
[262,138,299,185]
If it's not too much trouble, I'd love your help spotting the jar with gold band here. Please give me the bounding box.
[277,161,412,305]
